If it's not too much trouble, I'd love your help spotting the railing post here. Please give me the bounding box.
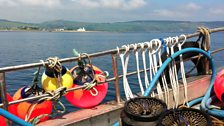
[111,54,121,104]
[0,72,10,126]
[205,58,210,74]
[200,57,210,74]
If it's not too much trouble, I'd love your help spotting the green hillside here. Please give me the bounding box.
[0,19,38,30]
[38,20,203,32]
[0,19,223,32]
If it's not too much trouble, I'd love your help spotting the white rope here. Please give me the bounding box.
[158,40,170,108]
[130,43,144,95]
[147,39,164,100]
[139,43,150,88]
[147,42,155,82]
[165,37,178,108]
[178,34,188,105]
[117,45,133,100]
[170,36,180,108]
[146,41,155,97]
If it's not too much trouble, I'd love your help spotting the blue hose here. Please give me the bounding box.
[187,97,204,107]
[143,48,214,96]
[113,122,119,126]
[0,108,33,126]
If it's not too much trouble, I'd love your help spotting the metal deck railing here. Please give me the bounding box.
[0,27,224,126]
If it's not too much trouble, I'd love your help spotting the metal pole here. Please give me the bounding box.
[0,72,10,126]
[111,54,121,104]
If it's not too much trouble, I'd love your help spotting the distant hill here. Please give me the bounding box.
[0,19,223,32]
[0,19,38,30]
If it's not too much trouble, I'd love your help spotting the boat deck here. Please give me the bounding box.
[37,74,211,126]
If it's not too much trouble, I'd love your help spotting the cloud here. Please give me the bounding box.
[0,0,17,6]
[153,9,188,18]
[153,2,202,19]
[19,0,61,7]
[0,0,146,9]
[185,2,201,11]
[209,8,224,15]
[71,0,146,10]
[0,0,61,7]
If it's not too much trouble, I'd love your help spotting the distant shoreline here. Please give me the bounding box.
[0,29,103,32]
[51,30,101,33]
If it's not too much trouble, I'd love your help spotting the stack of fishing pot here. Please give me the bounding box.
[65,53,108,108]
[120,97,167,126]
[0,93,17,126]
[157,108,212,126]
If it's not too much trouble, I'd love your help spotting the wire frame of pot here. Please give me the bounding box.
[157,108,212,126]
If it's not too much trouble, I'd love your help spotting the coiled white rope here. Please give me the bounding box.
[171,36,180,108]
[130,44,144,95]
[147,39,164,100]
[178,34,188,105]
[117,45,133,100]
[117,36,188,104]
[158,39,170,108]
[165,37,178,108]
[140,43,150,88]
[146,42,155,97]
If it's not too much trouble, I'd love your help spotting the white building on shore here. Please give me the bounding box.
[77,27,86,32]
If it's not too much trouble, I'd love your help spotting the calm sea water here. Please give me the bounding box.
[0,31,223,112]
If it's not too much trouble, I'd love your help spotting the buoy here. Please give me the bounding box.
[65,65,108,108]
[0,93,17,126]
[0,116,7,126]
[13,86,52,122]
[214,69,224,102]
[41,66,73,91]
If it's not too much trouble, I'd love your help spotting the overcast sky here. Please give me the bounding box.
[0,0,223,23]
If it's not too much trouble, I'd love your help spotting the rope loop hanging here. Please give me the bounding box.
[117,45,133,99]
[130,43,144,95]
[151,39,162,54]
[139,42,150,88]
[147,39,164,100]
[157,38,170,107]
[164,36,179,108]
[178,34,188,105]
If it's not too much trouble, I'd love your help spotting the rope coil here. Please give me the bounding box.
[45,57,62,73]
[197,27,211,51]
[73,51,107,96]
